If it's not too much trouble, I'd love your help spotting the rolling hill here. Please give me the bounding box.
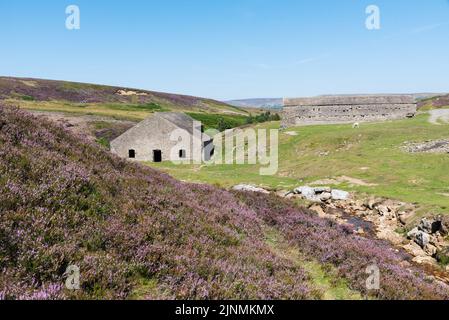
[225,98,283,110]
[1,105,448,300]
[0,76,248,121]
[418,94,449,110]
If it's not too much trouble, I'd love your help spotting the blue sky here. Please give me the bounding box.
[0,0,448,100]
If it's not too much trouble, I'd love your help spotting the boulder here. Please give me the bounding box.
[309,204,326,218]
[418,217,443,234]
[397,212,409,225]
[365,198,378,210]
[318,192,332,202]
[440,216,449,235]
[331,189,350,201]
[377,205,390,217]
[407,227,420,240]
[313,187,332,194]
[415,231,431,248]
[424,244,438,257]
[232,185,270,194]
[293,186,319,201]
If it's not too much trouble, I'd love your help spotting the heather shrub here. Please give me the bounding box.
[234,191,449,300]
[2,105,447,300]
[0,106,313,300]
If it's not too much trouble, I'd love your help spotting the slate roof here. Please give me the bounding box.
[155,112,212,141]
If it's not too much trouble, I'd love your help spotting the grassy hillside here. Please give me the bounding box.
[1,105,447,300]
[418,94,449,110]
[151,113,449,218]
[0,76,247,121]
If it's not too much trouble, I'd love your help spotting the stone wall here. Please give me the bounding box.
[110,116,209,162]
[281,95,417,127]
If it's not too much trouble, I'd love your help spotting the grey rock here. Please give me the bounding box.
[415,231,431,248]
[419,218,443,234]
[313,187,332,194]
[294,186,316,199]
[331,189,350,201]
[232,185,270,194]
[377,205,389,216]
[319,192,332,202]
[407,227,420,240]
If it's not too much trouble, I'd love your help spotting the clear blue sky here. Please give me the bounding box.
[1,0,448,100]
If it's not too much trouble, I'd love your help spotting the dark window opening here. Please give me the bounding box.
[129,149,136,159]
[153,150,162,163]
[179,149,186,159]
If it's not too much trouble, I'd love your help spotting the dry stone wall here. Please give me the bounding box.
[281,95,417,127]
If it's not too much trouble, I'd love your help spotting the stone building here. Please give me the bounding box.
[281,95,417,128]
[111,112,213,162]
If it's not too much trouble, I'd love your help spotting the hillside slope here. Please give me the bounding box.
[0,105,448,300]
[226,98,283,110]
[418,94,449,110]
[0,77,246,120]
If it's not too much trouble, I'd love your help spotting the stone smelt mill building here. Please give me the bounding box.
[281,95,417,128]
[111,112,213,162]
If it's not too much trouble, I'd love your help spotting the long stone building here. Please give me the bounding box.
[111,112,213,162]
[281,95,417,128]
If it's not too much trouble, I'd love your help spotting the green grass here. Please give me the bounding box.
[12,99,249,122]
[187,112,249,131]
[264,227,362,300]
[101,102,168,113]
[148,113,449,218]
[128,278,167,300]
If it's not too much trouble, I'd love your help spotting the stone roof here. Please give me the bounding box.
[155,112,211,141]
[284,95,416,106]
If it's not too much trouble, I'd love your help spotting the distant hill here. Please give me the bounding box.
[225,98,283,110]
[417,93,449,109]
[225,94,449,110]
[0,76,247,120]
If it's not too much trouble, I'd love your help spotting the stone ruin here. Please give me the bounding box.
[281,95,417,127]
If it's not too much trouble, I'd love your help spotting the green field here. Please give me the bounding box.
[148,112,449,218]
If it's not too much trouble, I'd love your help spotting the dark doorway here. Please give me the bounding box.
[129,149,136,159]
[153,150,162,162]
[179,149,186,159]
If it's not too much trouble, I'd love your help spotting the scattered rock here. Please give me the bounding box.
[232,184,270,194]
[309,204,326,218]
[377,205,390,216]
[331,189,350,201]
[285,185,449,267]
[319,192,332,202]
[293,186,318,201]
[292,186,351,202]
[314,187,332,193]
[425,244,438,257]
[397,212,410,225]
[407,227,420,240]
[403,139,449,154]
[441,217,449,235]
[415,231,431,248]
[419,218,442,234]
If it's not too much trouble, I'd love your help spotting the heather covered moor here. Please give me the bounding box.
[1,105,448,300]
